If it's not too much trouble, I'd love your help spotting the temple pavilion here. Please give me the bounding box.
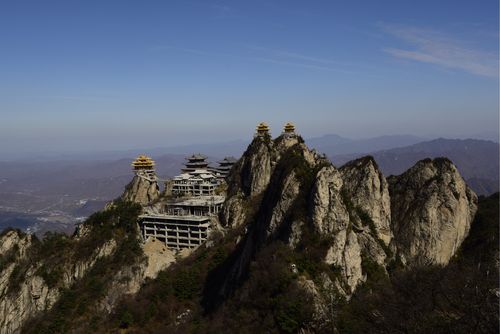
[255,122,270,137]
[211,156,237,180]
[182,154,209,173]
[132,155,155,171]
[283,122,295,134]
[282,122,297,138]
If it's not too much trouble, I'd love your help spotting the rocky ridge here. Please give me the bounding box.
[211,133,477,313]
[0,230,118,334]
[0,200,167,334]
[0,129,481,333]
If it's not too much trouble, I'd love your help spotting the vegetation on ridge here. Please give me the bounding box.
[18,200,143,333]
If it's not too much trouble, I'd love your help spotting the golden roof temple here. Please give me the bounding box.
[255,122,270,136]
[283,122,295,133]
[132,155,155,170]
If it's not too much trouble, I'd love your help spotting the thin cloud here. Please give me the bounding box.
[250,56,354,73]
[243,44,347,65]
[152,44,355,73]
[382,24,498,78]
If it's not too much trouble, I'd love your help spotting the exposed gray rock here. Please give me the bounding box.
[220,195,246,228]
[325,230,365,294]
[340,156,392,245]
[0,231,117,334]
[310,161,392,295]
[311,166,349,236]
[389,158,478,266]
[237,137,275,198]
[121,171,160,206]
[220,137,277,228]
[267,170,301,236]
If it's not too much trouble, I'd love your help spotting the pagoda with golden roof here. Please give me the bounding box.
[132,155,155,171]
[255,122,270,137]
[283,122,295,134]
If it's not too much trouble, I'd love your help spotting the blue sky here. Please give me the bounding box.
[0,0,498,154]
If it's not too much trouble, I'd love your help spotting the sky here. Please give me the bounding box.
[0,0,498,156]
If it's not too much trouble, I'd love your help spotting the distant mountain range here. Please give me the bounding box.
[305,134,427,155]
[331,138,499,195]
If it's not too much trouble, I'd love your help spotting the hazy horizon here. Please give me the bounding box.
[1,131,498,162]
[1,1,498,156]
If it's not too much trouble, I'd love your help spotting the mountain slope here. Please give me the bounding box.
[88,134,480,333]
[0,134,495,333]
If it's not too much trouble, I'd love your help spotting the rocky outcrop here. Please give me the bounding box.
[311,164,388,294]
[0,131,481,333]
[235,136,276,198]
[389,158,478,267]
[142,238,176,279]
[340,157,392,245]
[0,231,117,334]
[221,136,276,228]
[218,139,479,304]
[121,171,160,206]
[311,166,349,236]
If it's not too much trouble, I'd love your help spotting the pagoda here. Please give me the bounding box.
[255,122,270,137]
[182,154,209,173]
[212,156,237,179]
[283,122,296,134]
[132,155,155,171]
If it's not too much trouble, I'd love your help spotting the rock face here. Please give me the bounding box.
[221,136,276,228]
[121,172,160,206]
[389,158,478,267]
[236,136,276,198]
[340,157,392,245]
[311,162,389,294]
[0,225,151,334]
[311,166,349,236]
[214,138,478,308]
[0,230,117,334]
[0,132,480,333]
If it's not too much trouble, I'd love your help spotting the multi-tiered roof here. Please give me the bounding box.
[132,155,155,171]
[212,156,237,179]
[182,154,209,173]
[283,122,295,134]
[255,122,270,137]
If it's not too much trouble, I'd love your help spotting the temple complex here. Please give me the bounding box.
[138,153,224,250]
[171,169,219,196]
[139,194,224,250]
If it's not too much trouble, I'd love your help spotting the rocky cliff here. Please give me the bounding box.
[0,131,484,333]
[120,171,160,206]
[0,230,118,334]
[208,134,478,314]
[388,158,477,267]
[0,201,166,334]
